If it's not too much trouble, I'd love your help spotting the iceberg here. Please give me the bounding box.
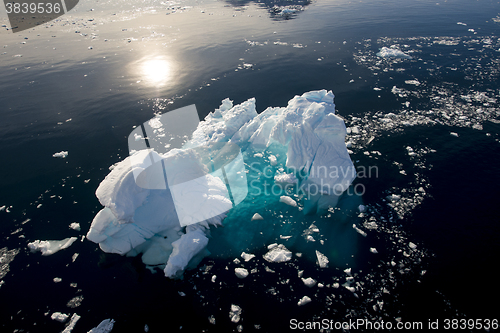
[86,90,355,278]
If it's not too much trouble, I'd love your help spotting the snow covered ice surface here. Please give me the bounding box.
[87,90,355,278]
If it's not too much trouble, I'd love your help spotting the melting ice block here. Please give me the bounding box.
[28,237,77,256]
[87,90,354,278]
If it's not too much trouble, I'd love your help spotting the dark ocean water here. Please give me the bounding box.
[1,0,500,332]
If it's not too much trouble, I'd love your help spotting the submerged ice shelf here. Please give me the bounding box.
[87,90,355,278]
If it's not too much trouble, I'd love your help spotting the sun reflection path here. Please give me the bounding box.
[141,57,171,86]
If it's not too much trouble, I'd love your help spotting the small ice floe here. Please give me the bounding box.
[62,313,81,333]
[376,46,412,59]
[279,196,297,207]
[450,132,459,137]
[352,224,367,237]
[69,223,81,231]
[241,252,255,262]
[297,296,311,306]
[457,22,467,26]
[27,237,77,256]
[274,173,298,184]
[229,304,242,323]
[251,213,263,221]
[358,204,366,213]
[263,244,292,263]
[53,151,68,158]
[268,154,277,166]
[370,248,378,254]
[387,194,401,202]
[88,318,115,333]
[51,312,69,323]
[301,277,317,287]
[315,250,329,268]
[405,79,420,86]
[409,242,417,249]
[53,277,62,283]
[235,268,249,279]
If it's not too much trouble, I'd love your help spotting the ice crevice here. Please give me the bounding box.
[86,90,355,278]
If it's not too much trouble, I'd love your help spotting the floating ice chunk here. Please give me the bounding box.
[229,304,242,323]
[69,223,81,231]
[358,204,366,212]
[51,312,69,323]
[409,242,417,249]
[377,47,412,59]
[251,213,264,221]
[53,277,62,283]
[315,250,329,268]
[87,319,115,333]
[279,196,297,207]
[274,173,298,184]
[263,244,292,263]
[297,296,311,306]
[235,268,249,279]
[370,248,378,254]
[164,229,209,279]
[62,313,81,333]
[28,237,77,256]
[405,79,420,86]
[450,132,459,137]
[53,151,68,158]
[301,277,317,287]
[387,194,401,202]
[241,252,255,261]
[352,224,367,237]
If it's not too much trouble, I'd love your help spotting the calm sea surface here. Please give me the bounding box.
[1,0,499,332]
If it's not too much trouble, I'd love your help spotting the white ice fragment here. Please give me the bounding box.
[241,252,255,262]
[134,133,142,141]
[62,313,81,333]
[28,237,77,256]
[279,196,297,207]
[53,151,68,158]
[387,194,401,202]
[377,46,412,59]
[51,312,69,323]
[263,244,292,263]
[315,250,329,268]
[344,268,352,275]
[211,275,217,283]
[164,229,209,279]
[358,204,366,212]
[235,268,249,279]
[297,296,311,306]
[301,277,317,287]
[87,319,115,333]
[251,213,264,221]
[53,277,62,283]
[370,248,378,254]
[352,224,367,237]
[274,173,298,184]
[229,304,242,323]
[409,242,417,249]
[69,223,81,231]
[268,155,277,165]
[450,132,459,137]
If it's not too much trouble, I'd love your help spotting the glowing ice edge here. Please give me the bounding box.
[86,90,355,279]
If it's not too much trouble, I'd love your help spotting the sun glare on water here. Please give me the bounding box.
[141,58,171,86]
